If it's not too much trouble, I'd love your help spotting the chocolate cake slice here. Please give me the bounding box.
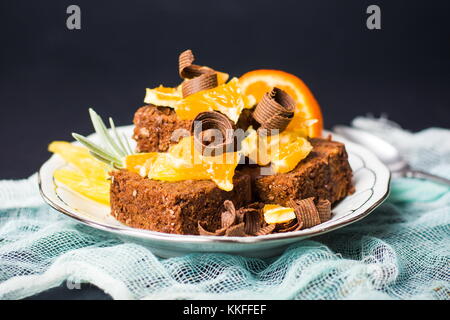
[133,104,255,153]
[133,105,191,153]
[241,138,354,206]
[110,171,252,235]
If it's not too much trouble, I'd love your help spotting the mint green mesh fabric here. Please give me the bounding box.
[0,117,449,300]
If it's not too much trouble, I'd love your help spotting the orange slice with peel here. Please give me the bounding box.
[239,69,323,137]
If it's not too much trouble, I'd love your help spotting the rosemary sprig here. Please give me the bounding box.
[72,108,134,168]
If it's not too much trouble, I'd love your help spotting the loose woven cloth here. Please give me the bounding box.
[0,117,449,300]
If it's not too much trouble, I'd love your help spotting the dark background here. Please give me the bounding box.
[1,0,449,299]
[1,0,450,179]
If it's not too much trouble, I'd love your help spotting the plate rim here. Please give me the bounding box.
[38,128,391,245]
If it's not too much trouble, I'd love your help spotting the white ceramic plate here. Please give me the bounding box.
[39,126,390,258]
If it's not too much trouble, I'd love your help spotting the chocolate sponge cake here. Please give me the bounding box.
[110,137,353,235]
[133,104,255,153]
[133,105,191,153]
[243,138,354,206]
[110,170,252,235]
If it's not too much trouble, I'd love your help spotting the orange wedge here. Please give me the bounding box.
[142,136,240,191]
[49,141,110,205]
[53,169,110,205]
[143,85,181,108]
[239,70,323,137]
[241,127,312,173]
[143,72,229,108]
[124,153,158,175]
[263,204,296,224]
[270,136,313,173]
[144,78,255,123]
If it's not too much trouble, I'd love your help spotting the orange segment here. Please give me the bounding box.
[241,126,270,166]
[270,136,313,173]
[49,141,110,205]
[49,141,109,181]
[263,204,296,224]
[53,169,110,205]
[142,136,240,191]
[124,153,158,175]
[216,71,230,85]
[241,128,312,173]
[174,78,255,122]
[144,85,182,108]
[239,69,323,137]
[143,72,231,109]
[144,78,255,123]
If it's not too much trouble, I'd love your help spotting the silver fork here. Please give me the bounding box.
[333,125,450,186]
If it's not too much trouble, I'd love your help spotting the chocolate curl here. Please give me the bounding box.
[179,49,213,79]
[225,222,246,236]
[290,197,321,229]
[317,199,332,223]
[276,218,302,233]
[191,111,238,156]
[178,49,218,97]
[221,200,237,228]
[273,199,303,232]
[255,224,276,236]
[242,207,263,235]
[198,221,226,236]
[253,87,295,134]
[182,72,218,98]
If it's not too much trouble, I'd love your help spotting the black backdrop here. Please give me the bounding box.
[1,0,449,180]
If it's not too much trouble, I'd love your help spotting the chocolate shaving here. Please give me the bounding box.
[276,218,301,233]
[236,208,245,224]
[179,49,213,79]
[290,197,321,229]
[199,221,228,236]
[221,200,237,228]
[225,222,246,236]
[243,208,263,235]
[199,201,288,237]
[223,199,236,213]
[253,87,295,134]
[178,49,218,97]
[199,197,330,236]
[191,111,238,156]
[316,199,332,223]
[182,72,218,98]
[255,224,276,236]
